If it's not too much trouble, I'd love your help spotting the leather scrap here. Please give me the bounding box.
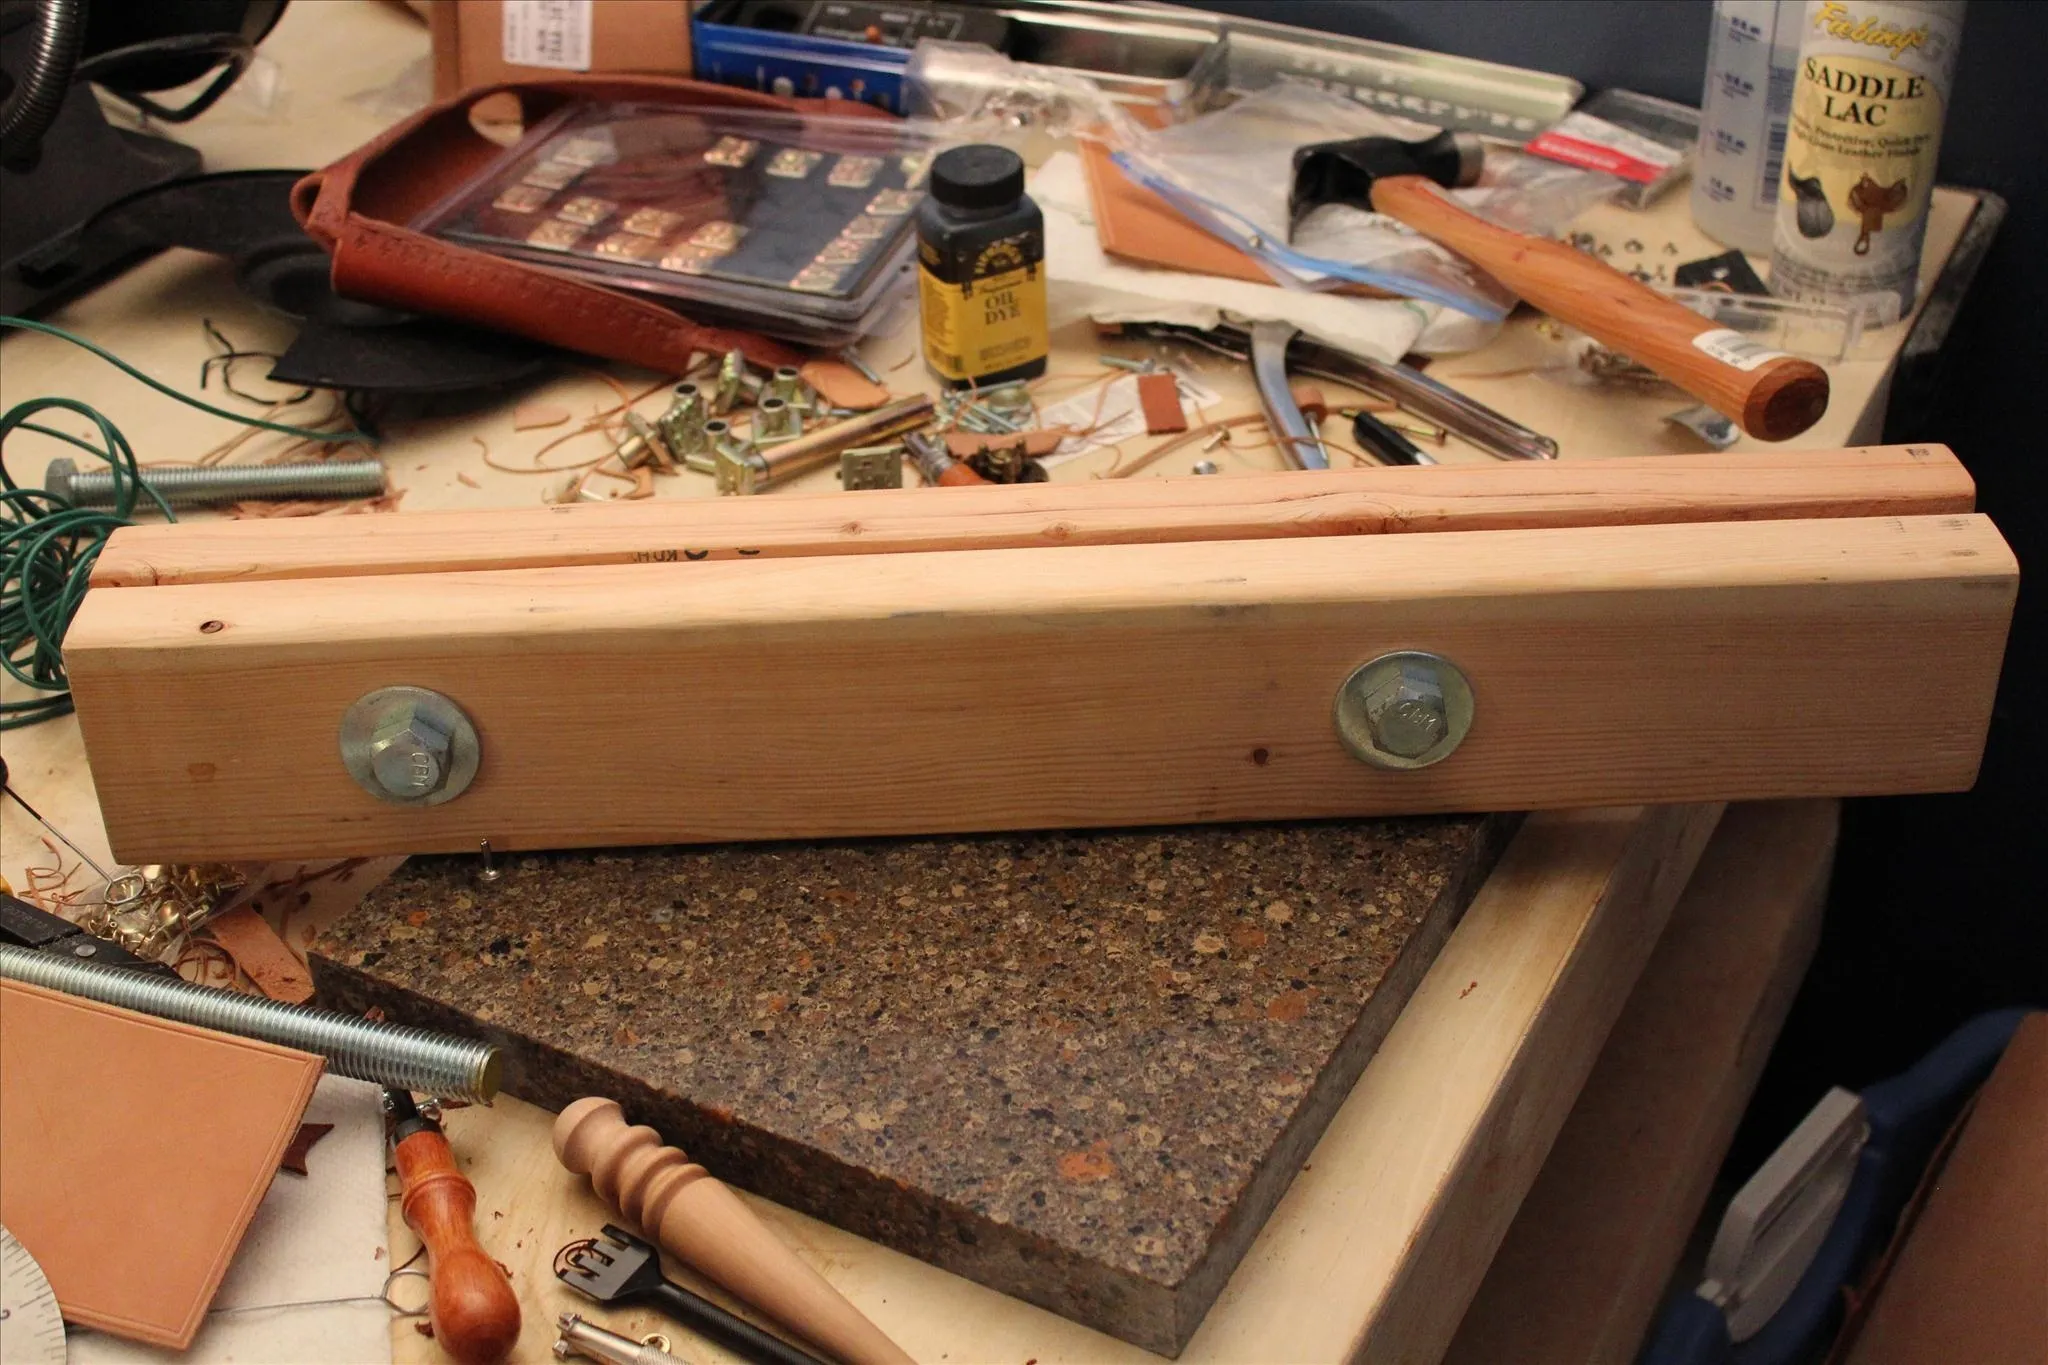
[205,906,316,1003]
[279,1122,335,1176]
[1137,372,1188,434]
[800,358,893,411]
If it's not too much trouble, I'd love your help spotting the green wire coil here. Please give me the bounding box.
[1,314,373,730]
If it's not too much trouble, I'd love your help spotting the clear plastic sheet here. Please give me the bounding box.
[1112,85,1620,320]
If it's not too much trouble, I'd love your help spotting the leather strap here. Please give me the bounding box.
[292,76,873,372]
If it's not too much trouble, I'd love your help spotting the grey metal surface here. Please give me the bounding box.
[339,685,481,807]
[1333,651,1475,770]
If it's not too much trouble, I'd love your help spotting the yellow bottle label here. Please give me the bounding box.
[1771,2,1961,315]
[919,260,1047,383]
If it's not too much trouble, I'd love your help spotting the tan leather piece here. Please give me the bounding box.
[0,979,324,1349]
[205,906,316,1003]
[291,75,884,373]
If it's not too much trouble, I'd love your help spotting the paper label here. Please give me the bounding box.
[1691,327,1788,372]
[502,0,593,72]
[918,252,1048,384]
[1526,111,1683,185]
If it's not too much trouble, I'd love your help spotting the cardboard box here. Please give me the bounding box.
[428,1,693,98]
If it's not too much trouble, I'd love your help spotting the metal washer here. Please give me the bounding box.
[338,685,481,806]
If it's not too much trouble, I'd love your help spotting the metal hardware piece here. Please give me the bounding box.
[711,350,748,414]
[840,446,904,490]
[720,395,934,496]
[753,397,803,443]
[1250,320,1329,470]
[614,412,674,472]
[0,942,501,1100]
[554,1312,691,1365]
[1126,321,1558,462]
[46,455,387,510]
[656,382,708,455]
[1333,651,1474,770]
[763,364,811,413]
[1191,459,1220,475]
[837,348,884,385]
[340,685,481,806]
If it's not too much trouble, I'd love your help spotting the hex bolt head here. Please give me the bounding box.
[340,686,480,806]
[1333,651,1474,770]
[366,704,454,797]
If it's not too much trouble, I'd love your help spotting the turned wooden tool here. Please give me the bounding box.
[1289,131,1830,441]
[387,1089,521,1365]
[553,1097,913,1365]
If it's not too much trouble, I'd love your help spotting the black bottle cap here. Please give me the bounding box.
[930,145,1025,211]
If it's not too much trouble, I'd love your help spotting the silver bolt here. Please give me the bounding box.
[1333,651,1474,770]
[0,943,501,1101]
[339,686,480,806]
[47,456,386,511]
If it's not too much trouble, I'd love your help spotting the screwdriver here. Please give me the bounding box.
[386,1088,523,1364]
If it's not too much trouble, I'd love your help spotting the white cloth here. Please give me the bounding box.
[1033,150,1500,364]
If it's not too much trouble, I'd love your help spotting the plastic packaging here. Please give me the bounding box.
[411,102,941,345]
[1110,84,1619,321]
[1769,0,1965,321]
[1692,0,1804,253]
[903,40,1144,147]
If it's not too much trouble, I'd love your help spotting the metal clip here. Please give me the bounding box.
[840,445,904,490]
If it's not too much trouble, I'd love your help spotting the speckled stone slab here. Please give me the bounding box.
[311,816,1512,1354]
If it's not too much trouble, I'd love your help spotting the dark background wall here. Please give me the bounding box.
[1191,0,2046,1160]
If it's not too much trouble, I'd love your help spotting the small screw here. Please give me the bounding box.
[477,838,502,885]
[73,943,97,958]
[1191,459,1219,475]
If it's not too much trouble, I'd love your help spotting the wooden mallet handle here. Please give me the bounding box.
[1370,176,1830,441]
[393,1127,522,1365]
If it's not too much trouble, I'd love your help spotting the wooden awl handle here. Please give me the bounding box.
[1370,176,1830,441]
[394,1124,522,1364]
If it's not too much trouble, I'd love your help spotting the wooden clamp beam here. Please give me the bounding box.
[91,445,1973,586]
[68,509,2014,863]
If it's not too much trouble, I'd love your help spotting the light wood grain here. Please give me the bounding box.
[1444,798,1836,1365]
[68,514,2011,863]
[394,804,1720,1365]
[88,445,1974,587]
[554,1098,913,1365]
[1372,177,1830,441]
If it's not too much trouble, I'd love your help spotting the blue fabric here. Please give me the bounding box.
[1640,1008,2030,1365]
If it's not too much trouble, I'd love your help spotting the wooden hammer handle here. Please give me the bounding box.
[1370,176,1830,441]
[395,1128,522,1365]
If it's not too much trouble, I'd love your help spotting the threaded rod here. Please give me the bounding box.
[47,456,387,509]
[0,943,499,1101]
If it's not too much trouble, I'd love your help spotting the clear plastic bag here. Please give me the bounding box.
[1113,84,1619,320]
[902,40,1144,147]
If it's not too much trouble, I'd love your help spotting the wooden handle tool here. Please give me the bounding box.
[554,1097,914,1365]
[388,1089,522,1365]
[1290,133,1830,441]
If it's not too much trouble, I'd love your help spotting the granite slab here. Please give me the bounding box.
[311,816,1512,1354]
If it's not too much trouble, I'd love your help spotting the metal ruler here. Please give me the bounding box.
[0,1226,66,1364]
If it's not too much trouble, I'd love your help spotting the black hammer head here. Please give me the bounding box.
[1287,130,1484,240]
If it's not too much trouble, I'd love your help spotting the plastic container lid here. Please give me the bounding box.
[930,145,1024,211]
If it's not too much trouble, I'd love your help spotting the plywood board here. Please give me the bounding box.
[1444,798,1836,1365]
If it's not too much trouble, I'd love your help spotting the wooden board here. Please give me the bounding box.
[1444,798,1837,1365]
[389,803,1723,1365]
[89,445,1975,586]
[68,514,2011,863]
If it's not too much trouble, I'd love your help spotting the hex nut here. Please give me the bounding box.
[340,686,480,806]
[1333,651,1473,770]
